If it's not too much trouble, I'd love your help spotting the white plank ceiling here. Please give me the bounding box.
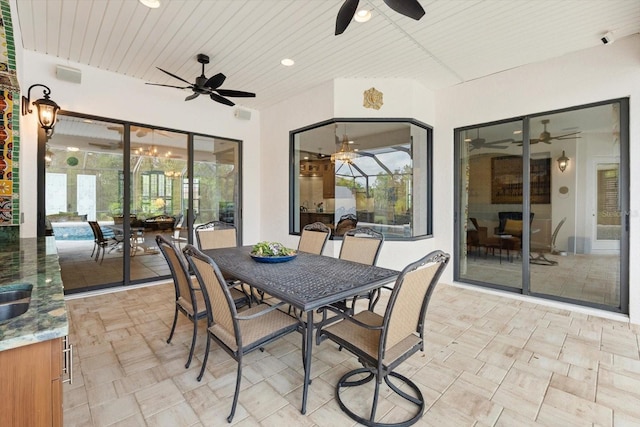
[13,0,640,111]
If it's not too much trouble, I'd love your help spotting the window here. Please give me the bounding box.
[290,119,432,240]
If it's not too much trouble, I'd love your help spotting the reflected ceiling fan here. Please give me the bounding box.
[515,119,581,145]
[106,125,170,138]
[146,54,255,106]
[335,0,425,35]
[467,129,512,151]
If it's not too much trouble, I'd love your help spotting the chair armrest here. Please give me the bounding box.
[317,304,383,331]
[235,302,288,320]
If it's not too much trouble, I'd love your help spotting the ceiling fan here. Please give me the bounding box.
[467,129,512,151]
[335,0,425,35]
[106,125,170,138]
[514,119,581,145]
[146,53,256,106]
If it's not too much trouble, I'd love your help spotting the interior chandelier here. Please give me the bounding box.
[331,133,358,164]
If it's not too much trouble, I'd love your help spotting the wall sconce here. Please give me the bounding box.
[557,150,569,173]
[21,84,60,136]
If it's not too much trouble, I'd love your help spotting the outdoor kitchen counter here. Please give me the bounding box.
[0,237,68,351]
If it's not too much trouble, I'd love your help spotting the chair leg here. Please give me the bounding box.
[90,242,97,258]
[369,377,381,423]
[228,357,243,423]
[167,306,179,344]
[185,316,198,369]
[197,334,211,382]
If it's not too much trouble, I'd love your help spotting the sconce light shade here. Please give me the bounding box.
[21,84,60,136]
[557,150,569,173]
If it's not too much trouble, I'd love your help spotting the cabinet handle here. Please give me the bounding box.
[62,335,73,384]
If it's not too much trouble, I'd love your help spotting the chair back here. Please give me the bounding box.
[381,250,450,356]
[550,217,567,250]
[497,211,534,236]
[298,222,330,254]
[339,227,384,265]
[156,234,196,308]
[335,213,358,236]
[195,221,237,250]
[183,245,237,347]
[88,220,107,244]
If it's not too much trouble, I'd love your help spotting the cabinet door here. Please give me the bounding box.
[323,161,335,198]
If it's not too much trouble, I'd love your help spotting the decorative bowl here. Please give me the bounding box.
[250,254,297,263]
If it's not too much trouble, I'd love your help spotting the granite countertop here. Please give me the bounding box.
[0,237,68,351]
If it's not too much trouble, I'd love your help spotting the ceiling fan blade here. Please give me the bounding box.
[185,93,200,101]
[216,89,256,98]
[551,132,582,140]
[335,0,359,35]
[205,72,226,89]
[383,0,426,20]
[145,83,191,89]
[155,67,193,85]
[210,92,235,106]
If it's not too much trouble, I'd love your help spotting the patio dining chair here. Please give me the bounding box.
[297,221,331,255]
[156,234,207,369]
[183,244,299,423]
[194,220,251,308]
[336,227,385,312]
[317,250,450,427]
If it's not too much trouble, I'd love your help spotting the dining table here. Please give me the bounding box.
[201,245,399,414]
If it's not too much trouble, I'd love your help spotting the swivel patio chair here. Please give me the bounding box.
[317,250,450,427]
[183,244,299,423]
[156,234,207,369]
[170,213,188,249]
[297,221,331,255]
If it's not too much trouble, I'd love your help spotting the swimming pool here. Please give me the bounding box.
[51,223,117,241]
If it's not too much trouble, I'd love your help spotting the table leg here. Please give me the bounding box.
[302,310,313,414]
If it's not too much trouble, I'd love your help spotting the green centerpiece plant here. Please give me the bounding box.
[251,241,296,257]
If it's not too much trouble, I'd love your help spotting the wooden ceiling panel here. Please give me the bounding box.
[13,0,640,110]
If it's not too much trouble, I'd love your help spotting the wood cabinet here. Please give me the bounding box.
[322,160,335,199]
[0,337,63,426]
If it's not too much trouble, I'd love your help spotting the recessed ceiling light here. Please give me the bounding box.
[139,0,160,8]
[67,147,79,152]
[464,138,472,142]
[354,9,372,23]
[281,58,295,67]
[513,130,522,135]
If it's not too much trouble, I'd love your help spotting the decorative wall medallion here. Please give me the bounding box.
[363,87,383,110]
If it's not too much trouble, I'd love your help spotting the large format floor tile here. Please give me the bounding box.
[64,281,640,426]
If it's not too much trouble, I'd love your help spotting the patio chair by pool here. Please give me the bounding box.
[88,221,123,263]
[317,250,450,427]
[530,217,566,266]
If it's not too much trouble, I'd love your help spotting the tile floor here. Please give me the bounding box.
[62,280,640,426]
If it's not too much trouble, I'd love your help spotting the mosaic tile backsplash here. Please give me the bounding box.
[0,0,19,228]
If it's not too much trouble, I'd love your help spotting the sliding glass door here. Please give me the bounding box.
[455,99,628,313]
[42,113,242,293]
